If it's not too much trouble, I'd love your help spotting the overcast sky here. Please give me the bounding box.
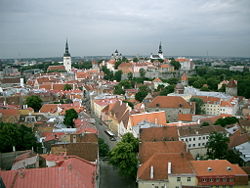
[0,0,249,58]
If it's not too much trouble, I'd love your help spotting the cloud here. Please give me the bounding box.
[0,0,249,58]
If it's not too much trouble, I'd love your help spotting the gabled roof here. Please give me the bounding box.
[0,157,96,188]
[229,130,250,148]
[140,126,178,142]
[0,109,20,116]
[39,104,58,113]
[181,73,188,81]
[191,160,247,176]
[138,153,194,181]
[178,113,193,122]
[47,65,65,71]
[152,77,162,82]
[147,96,191,109]
[139,141,189,163]
[130,111,167,127]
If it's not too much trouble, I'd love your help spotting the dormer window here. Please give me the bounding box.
[208,167,212,172]
[156,103,160,108]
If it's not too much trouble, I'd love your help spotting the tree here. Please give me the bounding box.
[26,95,42,112]
[109,133,139,179]
[0,122,40,152]
[64,84,72,91]
[98,138,110,158]
[135,85,150,102]
[127,72,133,80]
[214,116,239,127]
[133,57,139,62]
[114,70,122,82]
[115,60,122,69]
[206,132,229,159]
[63,109,78,128]
[113,85,125,95]
[201,122,210,126]
[139,68,146,78]
[190,97,204,115]
[226,149,243,166]
[123,100,134,109]
[160,85,175,96]
[170,58,181,70]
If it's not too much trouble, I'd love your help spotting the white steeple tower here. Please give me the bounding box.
[63,39,72,72]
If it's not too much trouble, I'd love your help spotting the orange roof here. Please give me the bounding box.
[0,109,20,116]
[39,84,52,90]
[195,96,220,104]
[178,113,193,122]
[147,96,191,109]
[176,58,189,62]
[39,104,58,113]
[76,72,90,79]
[139,141,188,163]
[229,130,250,148]
[47,65,65,71]
[220,100,233,107]
[153,77,162,82]
[138,153,194,181]
[160,64,171,68]
[181,73,188,81]
[129,111,167,126]
[191,160,247,176]
[140,126,178,142]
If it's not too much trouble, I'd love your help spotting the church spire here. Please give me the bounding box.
[158,42,162,54]
[64,39,71,57]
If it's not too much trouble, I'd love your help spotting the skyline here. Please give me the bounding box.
[0,0,250,58]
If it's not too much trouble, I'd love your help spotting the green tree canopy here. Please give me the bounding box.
[98,138,110,158]
[114,70,122,82]
[160,85,175,96]
[135,85,150,102]
[0,122,40,152]
[109,133,139,179]
[127,72,133,80]
[206,132,229,159]
[190,97,204,115]
[63,109,78,128]
[113,85,125,95]
[214,116,239,127]
[133,57,139,62]
[64,84,73,91]
[139,68,146,78]
[26,95,43,112]
[170,58,181,70]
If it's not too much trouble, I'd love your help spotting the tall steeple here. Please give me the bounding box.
[158,42,162,54]
[64,40,71,57]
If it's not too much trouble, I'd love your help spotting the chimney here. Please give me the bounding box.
[168,162,171,174]
[150,166,154,179]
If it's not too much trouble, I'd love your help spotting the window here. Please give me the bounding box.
[223,178,227,182]
[209,178,213,182]
[229,178,234,182]
[203,136,205,140]
[202,178,207,182]
[216,178,220,182]
[193,144,195,147]
[177,177,181,182]
[188,144,191,147]
[187,177,191,182]
[206,136,209,139]
[193,138,195,141]
[202,143,205,146]
[199,137,201,140]
[189,138,191,141]
[155,186,158,188]
[181,139,184,141]
[198,143,201,146]
[185,138,188,142]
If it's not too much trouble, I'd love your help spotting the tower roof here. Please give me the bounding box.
[227,80,237,88]
[64,40,71,57]
[181,73,188,81]
[158,42,162,54]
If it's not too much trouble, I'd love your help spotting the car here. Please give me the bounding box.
[110,137,116,141]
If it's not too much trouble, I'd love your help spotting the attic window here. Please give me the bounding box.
[156,103,160,107]
[227,166,232,171]
[208,167,212,172]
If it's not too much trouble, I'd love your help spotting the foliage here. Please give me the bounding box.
[226,149,243,166]
[109,133,139,179]
[20,62,61,73]
[159,85,175,96]
[114,70,122,82]
[64,84,72,91]
[214,116,239,127]
[113,85,125,95]
[115,60,122,69]
[190,97,204,115]
[102,66,114,81]
[123,100,134,109]
[201,122,210,126]
[119,80,133,89]
[72,61,92,69]
[166,78,178,85]
[206,132,229,159]
[127,72,133,80]
[133,57,139,62]
[26,95,43,112]
[139,68,146,78]
[135,85,150,102]
[170,58,181,70]
[98,138,110,158]
[0,122,40,152]
[63,109,78,128]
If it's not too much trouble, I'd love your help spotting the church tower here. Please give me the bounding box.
[158,42,164,59]
[63,40,71,72]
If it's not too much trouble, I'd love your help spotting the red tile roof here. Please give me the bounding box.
[130,111,167,126]
[191,160,247,176]
[0,157,96,188]
[47,65,66,71]
[178,113,193,122]
[147,96,191,109]
[0,109,20,116]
